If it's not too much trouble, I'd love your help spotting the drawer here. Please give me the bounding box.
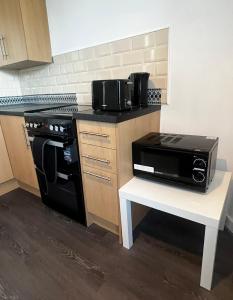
[78,120,116,149]
[80,143,117,174]
[82,166,119,225]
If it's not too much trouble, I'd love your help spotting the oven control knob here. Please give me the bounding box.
[59,126,66,133]
[193,158,206,169]
[49,125,54,131]
[34,122,42,129]
[192,170,205,183]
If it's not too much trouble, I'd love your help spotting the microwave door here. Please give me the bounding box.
[135,148,195,184]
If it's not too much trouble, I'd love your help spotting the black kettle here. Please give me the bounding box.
[128,72,150,108]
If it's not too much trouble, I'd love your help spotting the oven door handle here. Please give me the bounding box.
[28,136,66,148]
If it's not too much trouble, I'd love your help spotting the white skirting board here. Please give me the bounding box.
[226,215,233,233]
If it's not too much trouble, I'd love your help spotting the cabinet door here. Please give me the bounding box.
[82,166,119,225]
[0,116,38,189]
[0,125,13,183]
[0,0,27,66]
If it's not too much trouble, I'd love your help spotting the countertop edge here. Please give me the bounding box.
[73,105,161,123]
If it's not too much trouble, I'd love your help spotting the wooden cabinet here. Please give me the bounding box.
[77,111,161,236]
[82,166,119,225]
[0,124,13,184]
[80,144,117,174]
[0,115,38,189]
[79,121,116,149]
[0,0,52,69]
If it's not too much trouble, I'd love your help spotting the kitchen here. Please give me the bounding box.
[0,0,233,299]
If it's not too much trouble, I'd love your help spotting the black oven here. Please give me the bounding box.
[24,114,86,225]
[132,132,218,192]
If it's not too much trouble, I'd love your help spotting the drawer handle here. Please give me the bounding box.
[83,170,111,182]
[2,35,8,58]
[82,154,110,164]
[80,131,109,138]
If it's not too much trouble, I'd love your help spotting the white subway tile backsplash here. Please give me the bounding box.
[149,76,167,89]
[60,63,74,74]
[122,50,144,66]
[156,61,168,75]
[111,38,132,54]
[132,32,155,50]
[56,75,69,85]
[76,83,91,94]
[87,59,103,71]
[155,28,169,46]
[102,55,121,68]
[49,64,61,76]
[96,69,112,80]
[95,43,111,57]
[144,46,168,62]
[73,61,87,73]
[68,73,80,83]
[17,28,169,104]
[79,47,95,60]
[111,66,131,79]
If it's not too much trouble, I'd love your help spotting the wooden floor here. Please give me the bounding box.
[0,189,233,300]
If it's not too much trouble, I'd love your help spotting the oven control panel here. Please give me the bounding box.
[24,116,74,138]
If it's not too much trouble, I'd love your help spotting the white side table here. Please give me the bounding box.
[119,170,232,290]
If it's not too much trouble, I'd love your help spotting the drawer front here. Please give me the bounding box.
[80,143,117,174]
[78,120,116,149]
[82,166,119,225]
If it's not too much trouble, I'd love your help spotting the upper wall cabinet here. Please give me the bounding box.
[0,0,52,70]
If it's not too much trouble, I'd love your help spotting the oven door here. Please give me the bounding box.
[133,146,207,188]
[29,135,86,224]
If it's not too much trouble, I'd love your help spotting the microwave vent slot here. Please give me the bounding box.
[161,136,174,143]
[160,134,184,144]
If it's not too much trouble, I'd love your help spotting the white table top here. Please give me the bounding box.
[119,170,232,228]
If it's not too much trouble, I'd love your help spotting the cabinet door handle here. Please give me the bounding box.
[80,131,109,138]
[1,35,8,58]
[83,170,111,182]
[22,124,30,148]
[81,154,110,164]
[0,35,5,60]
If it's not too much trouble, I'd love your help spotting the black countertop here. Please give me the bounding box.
[73,105,161,123]
[0,103,74,116]
[0,103,161,123]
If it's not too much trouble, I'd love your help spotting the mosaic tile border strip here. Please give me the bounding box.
[147,88,161,105]
[0,93,77,106]
[0,90,161,106]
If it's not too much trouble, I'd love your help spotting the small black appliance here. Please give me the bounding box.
[132,132,218,192]
[128,72,150,107]
[92,79,133,111]
[92,72,150,111]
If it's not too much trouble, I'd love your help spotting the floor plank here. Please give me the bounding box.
[0,188,233,300]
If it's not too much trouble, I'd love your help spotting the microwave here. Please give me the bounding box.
[132,132,218,192]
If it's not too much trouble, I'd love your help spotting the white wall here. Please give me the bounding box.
[46,0,233,218]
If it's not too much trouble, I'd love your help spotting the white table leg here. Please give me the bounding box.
[200,226,218,290]
[119,197,133,249]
